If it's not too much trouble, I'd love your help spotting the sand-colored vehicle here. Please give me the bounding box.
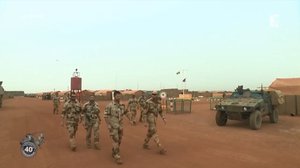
[215,86,284,130]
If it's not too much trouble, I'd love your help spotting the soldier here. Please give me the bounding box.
[143,91,167,154]
[127,95,138,125]
[0,81,4,108]
[236,85,244,95]
[53,92,60,115]
[82,96,101,150]
[64,92,69,103]
[222,92,226,99]
[138,93,147,122]
[104,90,128,164]
[61,93,82,151]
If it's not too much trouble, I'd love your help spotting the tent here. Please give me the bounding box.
[269,78,300,95]
[121,90,144,100]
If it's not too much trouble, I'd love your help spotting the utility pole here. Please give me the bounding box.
[181,69,187,95]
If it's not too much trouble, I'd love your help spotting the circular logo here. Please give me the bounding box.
[160,92,167,99]
[21,141,37,158]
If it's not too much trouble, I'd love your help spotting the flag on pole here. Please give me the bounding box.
[176,71,180,75]
[182,78,186,82]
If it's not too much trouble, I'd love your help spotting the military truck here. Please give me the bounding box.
[215,86,284,130]
[0,81,5,108]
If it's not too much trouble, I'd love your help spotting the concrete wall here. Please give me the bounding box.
[122,91,144,100]
[5,91,25,97]
[296,96,300,116]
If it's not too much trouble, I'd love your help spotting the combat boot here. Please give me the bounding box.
[113,152,123,165]
[159,148,167,155]
[143,143,150,149]
[86,144,92,149]
[86,139,92,149]
[70,138,77,152]
[115,158,123,165]
[94,143,101,150]
[71,146,77,151]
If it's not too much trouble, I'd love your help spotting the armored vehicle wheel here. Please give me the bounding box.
[216,111,227,126]
[269,108,279,123]
[249,110,262,130]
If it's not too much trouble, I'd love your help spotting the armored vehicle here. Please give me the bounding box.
[0,81,4,108]
[215,86,284,130]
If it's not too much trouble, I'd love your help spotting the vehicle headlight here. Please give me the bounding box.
[243,107,247,111]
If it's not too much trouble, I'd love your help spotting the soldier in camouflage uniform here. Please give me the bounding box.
[53,92,60,115]
[127,95,138,125]
[138,94,147,122]
[143,91,167,154]
[64,93,69,103]
[82,96,101,150]
[104,91,128,164]
[61,93,82,151]
[0,81,4,108]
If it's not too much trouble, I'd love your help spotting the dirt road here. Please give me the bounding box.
[0,97,300,168]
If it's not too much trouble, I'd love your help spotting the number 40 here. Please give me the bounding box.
[24,146,34,153]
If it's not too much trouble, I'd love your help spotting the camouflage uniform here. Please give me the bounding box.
[138,95,147,122]
[53,95,60,114]
[82,100,100,149]
[104,101,128,163]
[61,99,81,151]
[0,95,2,108]
[64,94,69,103]
[143,97,167,154]
[127,97,138,125]
[0,81,4,108]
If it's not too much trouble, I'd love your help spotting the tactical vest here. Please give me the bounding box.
[146,100,160,117]
[84,103,99,120]
[65,102,81,122]
[139,97,146,108]
[128,98,138,110]
[106,103,125,122]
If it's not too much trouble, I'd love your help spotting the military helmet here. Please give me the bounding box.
[70,92,76,97]
[89,95,95,101]
[152,91,158,95]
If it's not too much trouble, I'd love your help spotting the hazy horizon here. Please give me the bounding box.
[1,0,299,93]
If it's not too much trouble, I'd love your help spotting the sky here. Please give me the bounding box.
[0,0,299,93]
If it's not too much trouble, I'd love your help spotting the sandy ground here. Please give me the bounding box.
[0,97,300,168]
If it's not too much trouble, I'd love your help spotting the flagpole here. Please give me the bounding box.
[182,69,185,96]
[182,76,184,95]
[176,71,180,94]
[176,69,187,96]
